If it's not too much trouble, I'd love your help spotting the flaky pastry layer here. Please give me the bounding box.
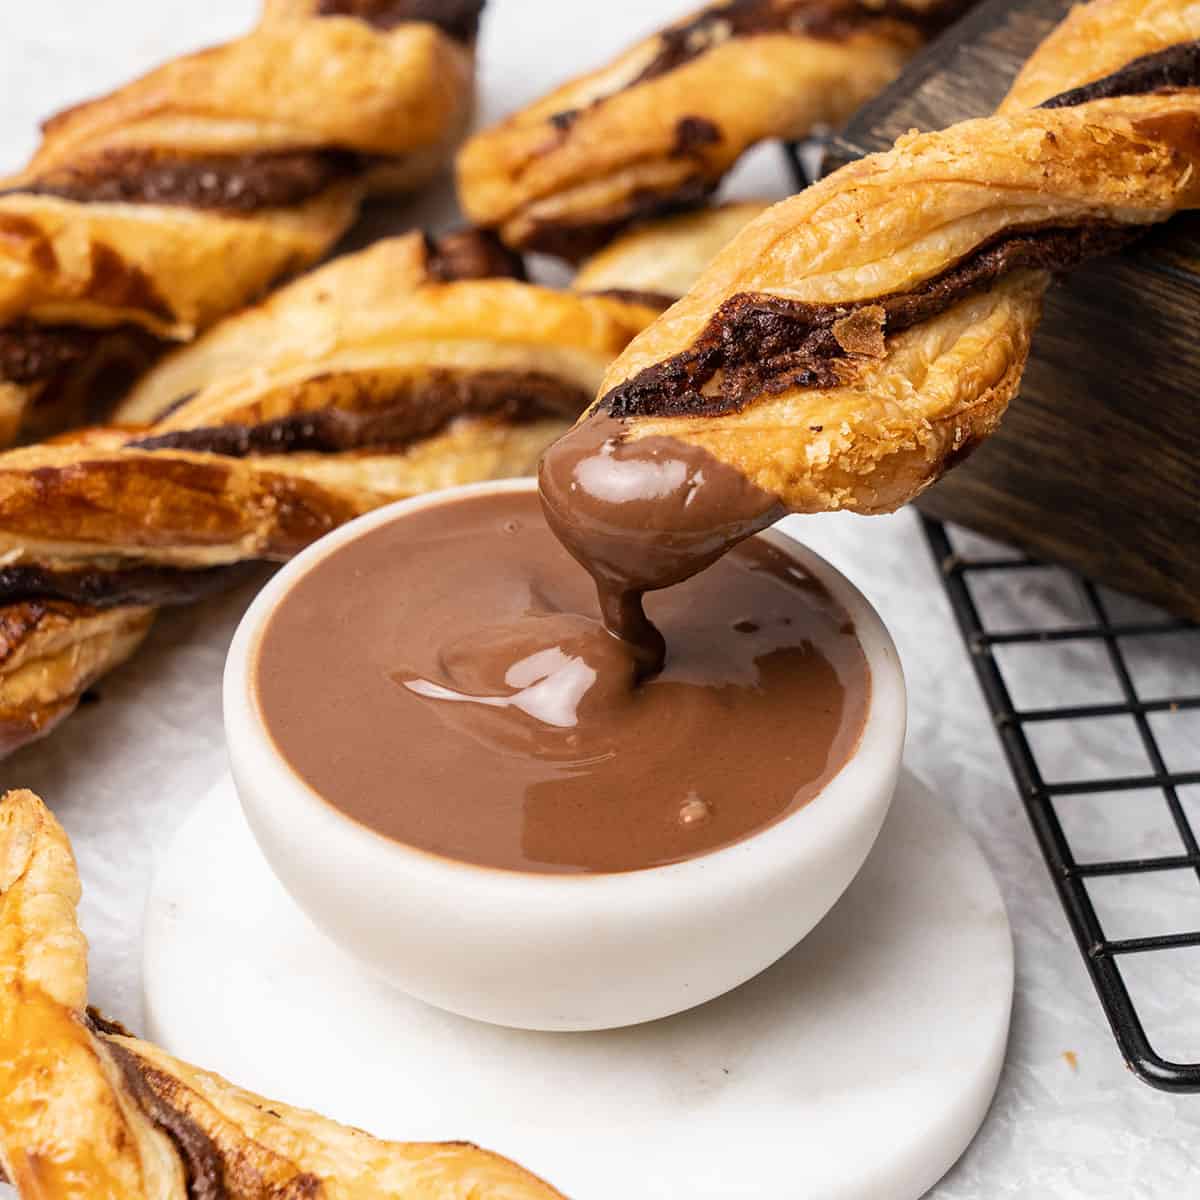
[0,788,565,1198]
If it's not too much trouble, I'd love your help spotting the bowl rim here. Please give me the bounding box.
[224,477,907,902]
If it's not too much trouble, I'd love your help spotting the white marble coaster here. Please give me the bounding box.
[144,770,1012,1199]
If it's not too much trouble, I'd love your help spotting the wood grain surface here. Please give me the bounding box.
[827,0,1200,620]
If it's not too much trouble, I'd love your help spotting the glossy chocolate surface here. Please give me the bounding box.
[255,490,868,873]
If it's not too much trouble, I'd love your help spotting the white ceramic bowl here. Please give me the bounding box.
[225,478,906,1032]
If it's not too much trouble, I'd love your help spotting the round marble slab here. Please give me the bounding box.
[145,769,1012,1199]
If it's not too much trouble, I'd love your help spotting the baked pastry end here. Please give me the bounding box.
[0,787,568,1198]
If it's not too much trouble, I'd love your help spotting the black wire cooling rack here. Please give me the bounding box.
[920,517,1200,1092]
[781,138,1200,1090]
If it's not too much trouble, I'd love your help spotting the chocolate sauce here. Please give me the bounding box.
[538,412,782,673]
[254,490,867,874]
[0,561,256,609]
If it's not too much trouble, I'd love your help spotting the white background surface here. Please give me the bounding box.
[2,2,1198,1196]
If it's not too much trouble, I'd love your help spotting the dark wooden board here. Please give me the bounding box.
[826,0,1200,620]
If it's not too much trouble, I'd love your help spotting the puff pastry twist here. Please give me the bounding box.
[582,0,1200,516]
[456,0,974,260]
[0,232,658,757]
[0,1,479,446]
[0,788,566,1199]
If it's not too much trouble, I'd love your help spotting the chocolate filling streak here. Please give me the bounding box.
[603,222,1137,418]
[13,149,361,214]
[632,0,974,87]
[317,0,485,42]
[0,322,164,430]
[580,288,678,310]
[103,1039,323,1200]
[673,115,722,155]
[128,370,590,457]
[517,177,717,261]
[0,561,258,610]
[423,227,527,282]
[1041,39,1200,109]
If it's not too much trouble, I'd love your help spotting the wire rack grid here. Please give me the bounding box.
[920,517,1200,1092]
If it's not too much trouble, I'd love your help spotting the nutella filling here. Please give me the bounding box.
[103,1041,238,1200]
[423,227,527,282]
[602,222,1137,419]
[517,177,718,261]
[539,412,782,674]
[1041,39,1200,109]
[579,287,679,310]
[254,489,867,874]
[16,149,358,214]
[0,561,257,610]
[632,0,971,88]
[0,322,101,385]
[316,0,485,42]
[128,370,588,458]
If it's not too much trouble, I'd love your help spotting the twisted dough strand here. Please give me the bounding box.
[457,0,973,260]
[0,788,566,1199]
[588,0,1200,515]
[0,3,477,445]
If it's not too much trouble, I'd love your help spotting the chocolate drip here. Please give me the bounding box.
[424,227,527,281]
[0,562,257,609]
[317,0,484,42]
[16,149,358,214]
[603,222,1136,419]
[128,370,589,458]
[1041,39,1200,109]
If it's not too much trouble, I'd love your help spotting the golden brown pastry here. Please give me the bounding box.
[575,0,1200,517]
[0,2,479,447]
[456,0,974,261]
[0,232,657,757]
[0,787,566,1199]
[571,200,772,307]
